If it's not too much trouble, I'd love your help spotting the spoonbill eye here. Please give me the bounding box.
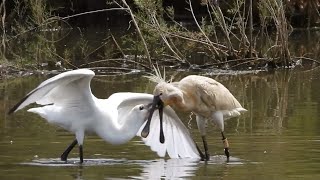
[139,105,144,110]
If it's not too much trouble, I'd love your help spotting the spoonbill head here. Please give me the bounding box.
[8,69,201,163]
[142,75,247,161]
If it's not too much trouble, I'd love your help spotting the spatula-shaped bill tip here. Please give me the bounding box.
[141,95,161,138]
[158,102,165,144]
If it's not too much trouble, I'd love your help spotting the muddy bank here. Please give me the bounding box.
[1,59,318,80]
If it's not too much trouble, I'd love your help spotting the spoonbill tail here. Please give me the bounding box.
[8,69,200,163]
[142,75,247,160]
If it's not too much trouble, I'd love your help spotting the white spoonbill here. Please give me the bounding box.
[8,69,200,163]
[142,75,247,160]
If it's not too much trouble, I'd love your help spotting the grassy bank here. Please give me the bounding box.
[0,0,320,71]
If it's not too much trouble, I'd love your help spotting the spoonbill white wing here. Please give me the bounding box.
[116,93,200,158]
[137,106,200,159]
[8,69,95,114]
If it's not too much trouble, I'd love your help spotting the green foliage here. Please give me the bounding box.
[9,0,54,34]
[133,0,163,14]
[2,0,319,70]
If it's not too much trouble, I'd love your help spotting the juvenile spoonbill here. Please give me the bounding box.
[8,69,200,163]
[142,75,247,160]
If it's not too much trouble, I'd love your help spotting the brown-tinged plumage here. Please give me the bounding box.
[142,75,247,161]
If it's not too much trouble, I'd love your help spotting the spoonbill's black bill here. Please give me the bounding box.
[8,69,201,163]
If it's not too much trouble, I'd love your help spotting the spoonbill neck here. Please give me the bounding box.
[93,99,146,145]
[170,91,194,112]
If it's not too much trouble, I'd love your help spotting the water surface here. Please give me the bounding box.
[0,68,319,179]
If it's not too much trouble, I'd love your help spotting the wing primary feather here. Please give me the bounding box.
[8,89,37,114]
[8,69,95,115]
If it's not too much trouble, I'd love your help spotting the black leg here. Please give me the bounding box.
[201,135,210,160]
[221,131,230,160]
[79,145,83,164]
[61,139,78,161]
[195,142,206,161]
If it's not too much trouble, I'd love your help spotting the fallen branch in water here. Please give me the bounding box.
[293,56,320,65]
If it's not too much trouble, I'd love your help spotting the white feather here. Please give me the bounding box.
[137,106,200,158]
[9,69,200,159]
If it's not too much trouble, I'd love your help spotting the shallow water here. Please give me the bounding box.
[0,68,319,179]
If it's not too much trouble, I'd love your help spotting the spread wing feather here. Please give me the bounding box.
[8,69,95,114]
[9,69,200,159]
[137,106,200,158]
